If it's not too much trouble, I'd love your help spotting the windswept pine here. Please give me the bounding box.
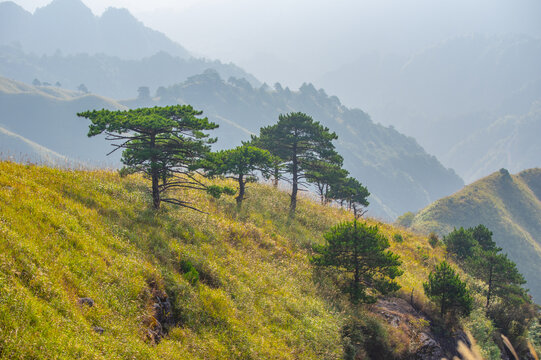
[78,105,230,210]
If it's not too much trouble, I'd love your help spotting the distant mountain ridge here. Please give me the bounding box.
[318,34,541,183]
[0,45,259,99]
[410,168,541,302]
[0,0,189,59]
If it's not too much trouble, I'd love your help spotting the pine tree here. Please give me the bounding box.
[78,105,227,210]
[443,227,477,260]
[423,261,473,318]
[201,144,275,206]
[253,112,338,217]
[305,154,348,204]
[329,177,370,218]
[313,221,402,303]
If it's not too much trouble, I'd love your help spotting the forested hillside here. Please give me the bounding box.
[410,168,541,302]
[0,45,258,100]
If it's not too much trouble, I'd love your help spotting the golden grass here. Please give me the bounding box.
[0,161,500,359]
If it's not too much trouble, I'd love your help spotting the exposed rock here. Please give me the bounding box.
[145,295,174,344]
[375,297,471,360]
[78,297,94,307]
[92,326,105,335]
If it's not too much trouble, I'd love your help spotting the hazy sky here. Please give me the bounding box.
[9,0,541,87]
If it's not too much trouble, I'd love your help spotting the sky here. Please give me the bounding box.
[8,0,541,87]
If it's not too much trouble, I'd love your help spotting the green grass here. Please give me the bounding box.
[0,161,495,359]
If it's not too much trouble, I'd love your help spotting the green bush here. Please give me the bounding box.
[428,232,440,248]
[342,315,398,360]
[393,233,404,243]
[179,259,200,285]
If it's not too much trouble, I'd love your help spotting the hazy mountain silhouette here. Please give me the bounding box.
[0,0,189,59]
[0,125,70,165]
[318,34,541,183]
[0,76,124,165]
[0,45,259,99]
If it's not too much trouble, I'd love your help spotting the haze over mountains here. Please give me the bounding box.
[318,34,541,183]
[0,0,539,219]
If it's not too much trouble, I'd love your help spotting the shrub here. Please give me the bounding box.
[428,232,440,248]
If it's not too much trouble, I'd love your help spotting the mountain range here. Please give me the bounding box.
[0,0,189,59]
[0,76,124,166]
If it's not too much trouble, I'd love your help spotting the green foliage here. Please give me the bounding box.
[179,259,200,285]
[200,144,275,206]
[470,249,526,308]
[313,221,402,303]
[464,308,501,360]
[78,105,223,210]
[470,224,499,252]
[423,261,473,318]
[329,177,370,218]
[252,112,339,216]
[488,298,538,354]
[444,227,478,260]
[305,156,348,204]
[445,224,528,310]
[342,314,398,360]
[393,233,404,243]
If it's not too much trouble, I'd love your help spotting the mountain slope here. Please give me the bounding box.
[148,71,464,219]
[411,168,541,302]
[0,75,462,219]
[0,125,69,165]
[0,161,457,359]
[0,76,126,164]
[0,0,189,59]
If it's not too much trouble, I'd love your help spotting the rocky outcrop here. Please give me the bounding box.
[145,295,174,344]
[374,297,471,360]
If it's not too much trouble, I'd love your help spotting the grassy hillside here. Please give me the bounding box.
[0,161,458,359]
[411,168,541,302]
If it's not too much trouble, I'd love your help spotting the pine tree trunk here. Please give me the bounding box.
[486,264,493,308]
[236,176,245,207]
[150,133,160,209]
[289,144,298,217]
